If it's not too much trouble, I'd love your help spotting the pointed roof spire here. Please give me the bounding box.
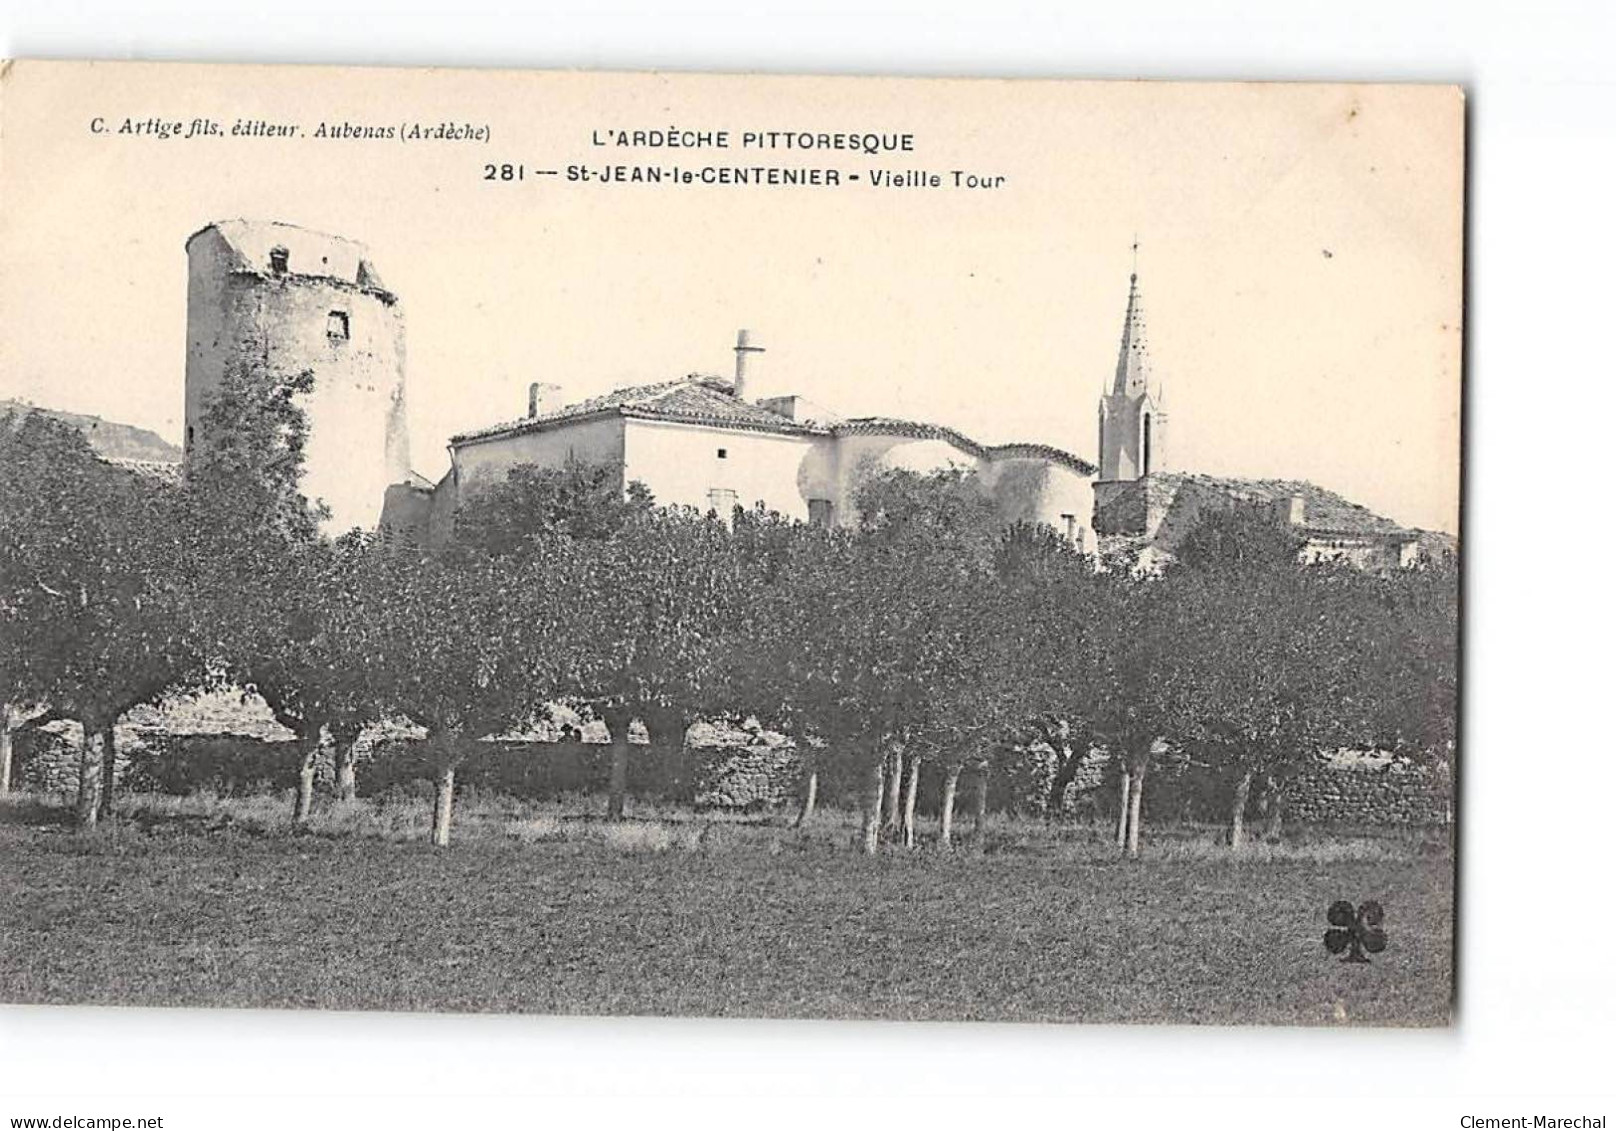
[1112,247,1153,397]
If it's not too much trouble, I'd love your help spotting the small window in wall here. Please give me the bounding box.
[717,448,728,459]
[1061,513,1078,542]
[327,310,350,341]
[808,498,834,528]
[269,247,289,275]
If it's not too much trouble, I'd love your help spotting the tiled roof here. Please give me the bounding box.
[451,377,1097,475]
[106,457,182,484]
[1090,472,1415,543]
[451,376,818,444]
[1162,473,1407,537]
[832,418,1096,475]
[983,441,1097,476]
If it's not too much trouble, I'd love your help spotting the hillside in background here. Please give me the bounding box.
[0,399,182,465]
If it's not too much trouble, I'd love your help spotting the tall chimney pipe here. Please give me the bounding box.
[733,329,765,401]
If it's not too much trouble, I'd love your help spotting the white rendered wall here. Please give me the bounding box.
[622,418,821,519]
[451,415,627,498]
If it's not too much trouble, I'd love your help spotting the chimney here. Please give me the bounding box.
[733,329,765,400]
[527,381,559,419]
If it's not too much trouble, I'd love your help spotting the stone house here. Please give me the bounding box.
[1092,473,1452,572]
[380,352,1098,549]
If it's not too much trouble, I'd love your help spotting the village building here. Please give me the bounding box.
[79,217,1444,568]
[379,330,1100,550]
[372,247,1445,567]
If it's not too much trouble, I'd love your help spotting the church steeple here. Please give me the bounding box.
[1111,269,1153,398]
[1097,254,1168,482]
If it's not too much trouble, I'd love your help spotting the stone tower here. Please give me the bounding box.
[1096,270,1167,482]
[184,220,410,533]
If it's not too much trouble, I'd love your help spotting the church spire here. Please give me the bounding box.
[1112,249,1152,397]
[1097,249,1168,482]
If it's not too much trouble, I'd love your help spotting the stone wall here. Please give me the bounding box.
[359,723,806,810]
[360,737,674,801]
[12,699,1451,828]
[1282,758,1452,826]
[1072,750,1452,828]
[12,722,302,796]
[1092,475,1181,539]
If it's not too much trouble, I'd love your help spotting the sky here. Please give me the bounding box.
[0,62,1462,532]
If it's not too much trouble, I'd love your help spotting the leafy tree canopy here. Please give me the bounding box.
[0,408,196,728]
[452,457,655,557]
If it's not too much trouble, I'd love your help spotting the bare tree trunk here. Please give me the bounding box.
[431,762,456,848]
[1115,766,1131,849]
[938,761,962,849]
[603,709,632,821]
[858,755,884,856]
[795,764,818,827]
[972,762,990,846]
[0,707,14,795]
[882,747,904,834]
[332,731,358,802]
[1229,767,1255,849]
[901,753,921,848]
[607,737,630,821]
[1262,780,1285,842]
[1125,759,1148,859]
[291,728,320,826]
[96,722,117,823]
[75,721,99,829]
[644,710,691,804]
[1046,746,1080,817]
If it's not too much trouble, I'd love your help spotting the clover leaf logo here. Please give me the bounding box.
[1325,900,1386,964]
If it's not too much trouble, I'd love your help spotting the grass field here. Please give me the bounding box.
[0,793,1452,1025]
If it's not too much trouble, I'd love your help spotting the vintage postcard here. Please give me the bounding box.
[0,61,1461,1025]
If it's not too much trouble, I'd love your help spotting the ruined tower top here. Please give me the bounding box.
[185,220,394,301]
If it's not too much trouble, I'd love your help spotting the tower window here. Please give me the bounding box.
[808,499,834,528]
[1141,413,1153,476]
[269,247,289,275]
[708,488,738,515]
[327,310,350,341]
[1061,513,1078,542]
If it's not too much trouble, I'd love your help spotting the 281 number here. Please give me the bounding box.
[483,164,525,181]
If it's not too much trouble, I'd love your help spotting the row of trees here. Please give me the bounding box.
[0,362,1458,853]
